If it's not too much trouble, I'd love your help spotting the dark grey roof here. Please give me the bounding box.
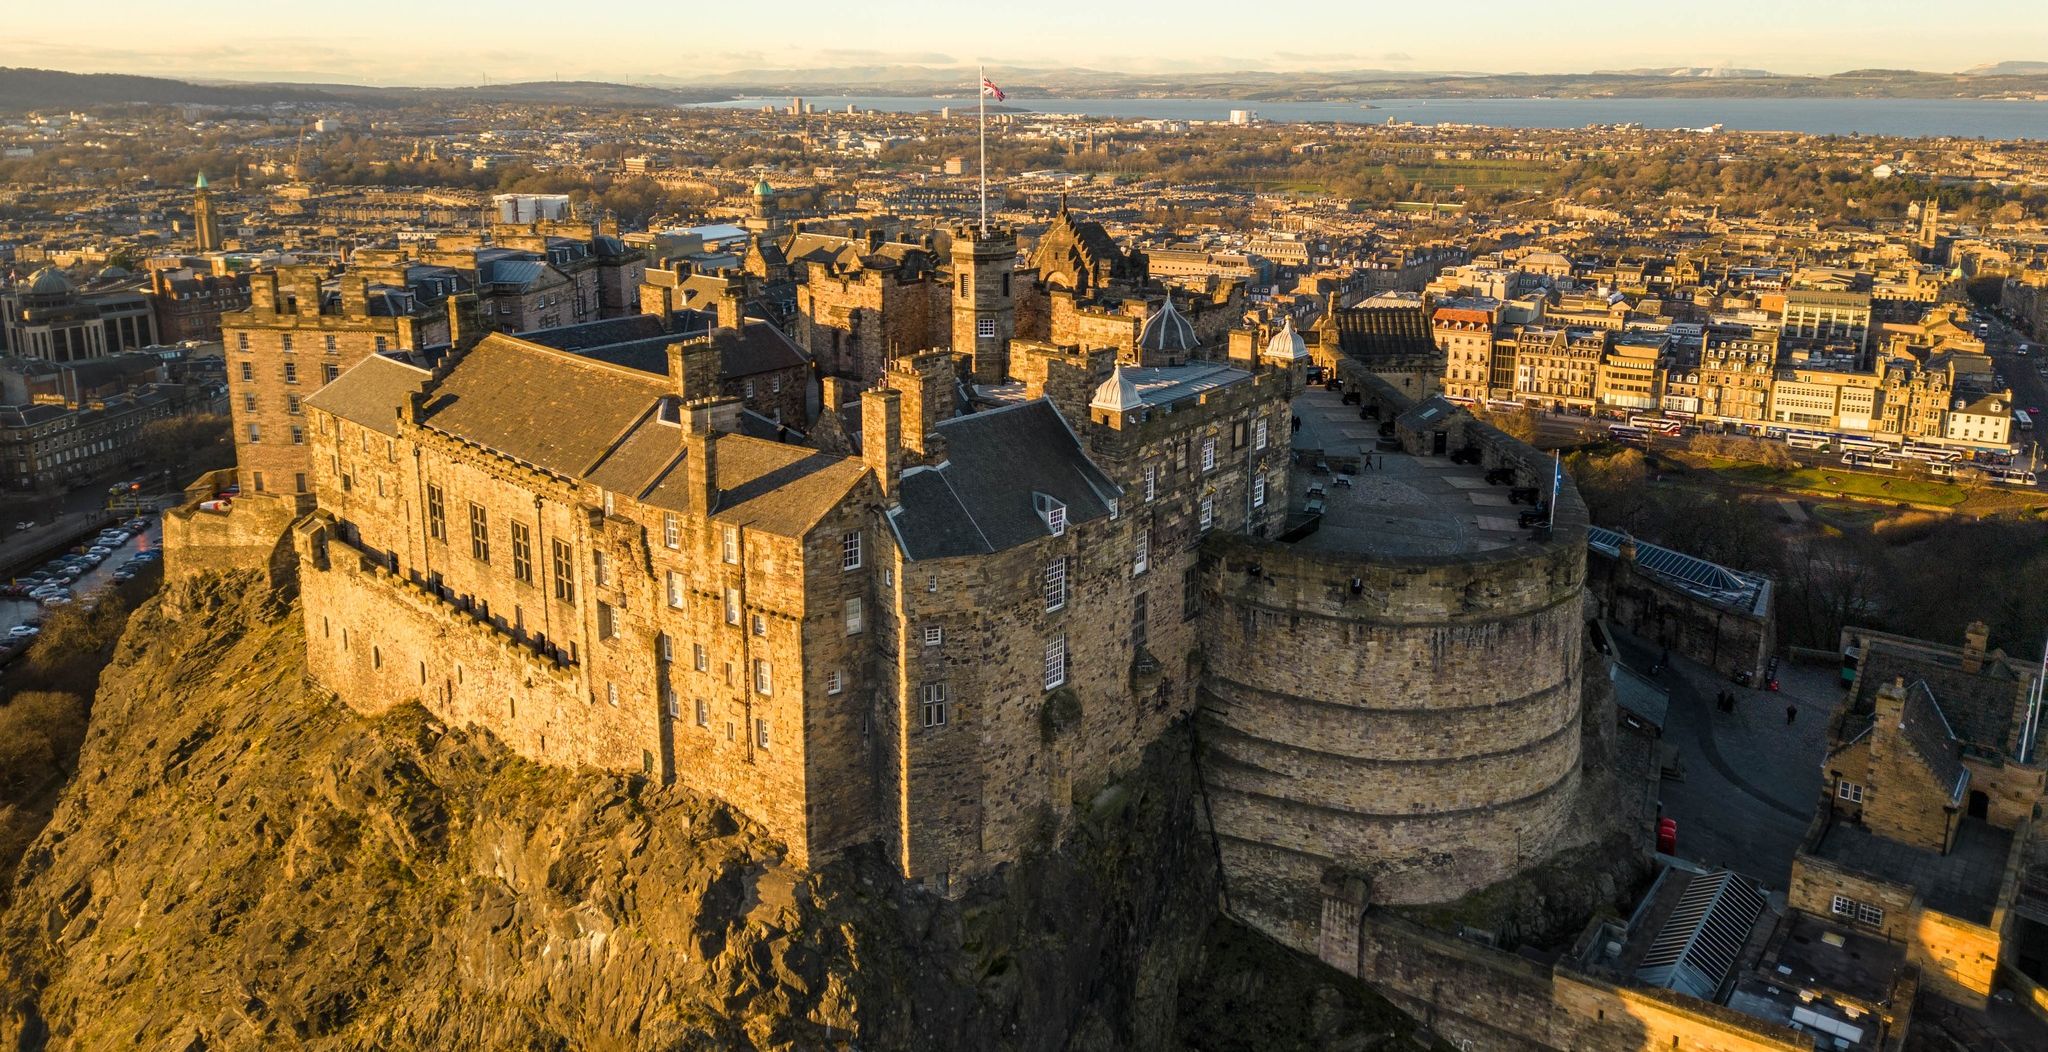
[889,399,1117,559]
[304,353,433,437]
[1634,870,1768,1001]
[1900,681,1969,807]
[1138,296,1200,354]
[520,314,668,351]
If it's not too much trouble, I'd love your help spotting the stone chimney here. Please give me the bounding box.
[820,376,848,417]
[716,282,748,330]
[340,275,369,317]
[285,265,324,319]
[249,271,280,315]
[886,350,955,461]
[684,400,721,514]
[667,334,722,403]
[1962,620,1990,674]
[446,293,487,356]
[862,387,903,502]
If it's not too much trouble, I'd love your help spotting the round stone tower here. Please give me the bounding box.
[1196,418,1589,951]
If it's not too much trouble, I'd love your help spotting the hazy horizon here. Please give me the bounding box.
[7,0,2047,87]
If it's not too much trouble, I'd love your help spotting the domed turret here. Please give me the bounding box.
[1090,363,1142,415]
[24,266,73,298]
[1263,316,1309,362]
[752,176,773,198]
[1137,295,1199,358]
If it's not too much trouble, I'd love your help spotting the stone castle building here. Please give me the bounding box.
[178,213,1604,916]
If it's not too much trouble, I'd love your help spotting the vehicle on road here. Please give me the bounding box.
[1786,435,1832,451]
[40,595,71,607]
[7,625,38,639]
[1841,451,1898,469]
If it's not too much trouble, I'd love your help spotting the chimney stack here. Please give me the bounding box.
[667,334,722,403]
[886,350,955,461]
[340,275,369,317]
[861,388,903,502]
[1962,620,1990,674]
[447,292,487,356]
[684,400,721,514]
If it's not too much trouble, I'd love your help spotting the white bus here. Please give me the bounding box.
[1988,467,2040,487]
[1627,414,1684,436]
[1786,435,1833,451]
[1841,451,1897,470]
[2016,409,2033,433]
[1898,444,1965,463]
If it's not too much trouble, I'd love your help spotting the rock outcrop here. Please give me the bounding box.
[0,571,1427,1050]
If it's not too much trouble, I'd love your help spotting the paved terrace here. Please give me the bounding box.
[1811,817,2013,925]
[1289,386,1532,558]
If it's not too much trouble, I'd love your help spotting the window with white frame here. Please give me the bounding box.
[594,550,610,587]
[845,597,863,635]
[693,643,707,671]
[923,625,943,647]
[976,318,997,339]
[664,514,680,549]
[1830,895,1884,927]
[1134,530,1149,575]
[755,718,771,749]
[827,670,843,695]
[1252,476,1267,509]
[1144,465,1156,502]
[658,633,674,663]
[1201,437,1216,472]
[754,659,773,695]
[695,698,709,727]
[1044,635,1067,690]
[1035,493,1067,536]
[752,613,767,636]
[666,571,684,609]
[1254,418,1268,450]
[665,689,680,720]
[841,529,862,570]
[605,682,619,707]
[722,526,739,563]
[1837,780,1865,804]
[724,588,740,624]
[1045,556,1067,611]
[1200,497,1214,532]
[921,682,949,728]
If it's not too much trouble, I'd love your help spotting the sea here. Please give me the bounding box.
[690,95,2048,139]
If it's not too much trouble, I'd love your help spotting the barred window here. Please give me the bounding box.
[1252,477,1267,509]
[1201,437,1216,472]
[923,625,943,647]
[1199,497,1214,532]
[976,318,997,339]
[1045,556,1066,611]
[827,670,843,695]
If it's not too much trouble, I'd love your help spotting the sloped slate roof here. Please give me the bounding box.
[1900,681,1969,806]
[889,399,1117,559]
[304,354,433,437]
[415,334,672,477]
[1333,304,1436,360]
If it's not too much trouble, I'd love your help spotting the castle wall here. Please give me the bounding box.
[162,470,301,587]
[1586,554,1773,684]
[1199,414,1591,927]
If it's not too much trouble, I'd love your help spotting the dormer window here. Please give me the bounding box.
[1034,492,1067,537]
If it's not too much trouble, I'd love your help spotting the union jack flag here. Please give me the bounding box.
[981,77,1005,102]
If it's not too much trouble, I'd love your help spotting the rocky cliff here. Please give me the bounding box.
[0,571,1426,1051]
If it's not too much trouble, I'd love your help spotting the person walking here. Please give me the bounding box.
[1785,703,1798,725]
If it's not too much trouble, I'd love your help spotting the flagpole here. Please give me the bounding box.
[978,64,988,236]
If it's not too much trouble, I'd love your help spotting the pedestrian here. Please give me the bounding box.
[1785,703,1798,725]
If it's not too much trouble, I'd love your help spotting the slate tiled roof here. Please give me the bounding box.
[304,354,433,437]
[415,334,672,477]
[519,314,668,352]
[1854,641,2026,755]
[888,399,1118,559]
[1900,681,1970,806]
[1333,305,1437,360]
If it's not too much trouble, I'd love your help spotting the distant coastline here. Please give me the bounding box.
[689,95,2048,139]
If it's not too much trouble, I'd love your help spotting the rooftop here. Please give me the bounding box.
[1286,386,1528,559]
[1809,817,2014,925]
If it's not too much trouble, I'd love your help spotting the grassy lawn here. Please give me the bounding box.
[1711,462,1968,507]
[1811,502,1885,530]
[1394,162,1549,190]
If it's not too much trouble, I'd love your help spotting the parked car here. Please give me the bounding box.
[8,625,39,639]
[111,569,137,583]
[87,545,113,557]
[39,595,71,608]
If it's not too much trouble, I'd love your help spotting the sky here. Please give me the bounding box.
[7,1,2047,86]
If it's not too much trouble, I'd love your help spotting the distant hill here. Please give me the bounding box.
[0,67,339,111]
[1594,67,1776,79]
[1960,60,2048,76]
[0,68,731,113]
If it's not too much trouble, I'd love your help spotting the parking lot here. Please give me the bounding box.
[0,516,163,643]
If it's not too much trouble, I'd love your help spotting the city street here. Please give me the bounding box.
[0,519,163,635]
[1609,627,1837,891]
